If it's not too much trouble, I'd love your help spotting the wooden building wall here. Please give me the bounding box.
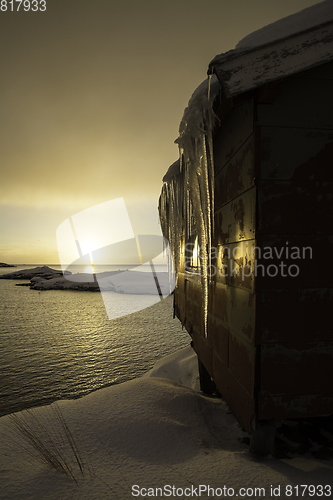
[173,61,333,433]
[255,61,333,421]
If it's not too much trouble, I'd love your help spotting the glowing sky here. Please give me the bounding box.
[0,0,323,264]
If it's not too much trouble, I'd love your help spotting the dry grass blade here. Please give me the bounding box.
[53,404,85,476]
[8,403,88,483]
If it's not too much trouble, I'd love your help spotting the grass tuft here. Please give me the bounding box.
[8,403,90,483]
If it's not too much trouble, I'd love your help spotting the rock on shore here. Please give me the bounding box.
[0,265,100,291]
[30,274,100,291]
[0,265,71,280]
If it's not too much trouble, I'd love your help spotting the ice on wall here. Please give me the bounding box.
[159,175,183,290]
[159,75,220,336]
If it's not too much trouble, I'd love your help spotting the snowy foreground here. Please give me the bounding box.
[0,347,332,500]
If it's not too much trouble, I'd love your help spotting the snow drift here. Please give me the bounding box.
[1,346,332,500]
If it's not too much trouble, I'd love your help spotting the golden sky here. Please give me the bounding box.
[0,0,323,264]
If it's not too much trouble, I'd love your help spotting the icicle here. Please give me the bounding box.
[159,75,220,337]
[173,75,220,337]
[159,174,184,288]
[207,73,212,101]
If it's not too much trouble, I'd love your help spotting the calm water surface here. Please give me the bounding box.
[0,266,189,416]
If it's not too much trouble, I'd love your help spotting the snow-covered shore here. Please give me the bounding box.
[0,266,100,291]
[0,265,172,295]
[1,346,332,500]
[0,265,70,280]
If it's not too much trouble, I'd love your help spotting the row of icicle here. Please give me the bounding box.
[159,75,220,337]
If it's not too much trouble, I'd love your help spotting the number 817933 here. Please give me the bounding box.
[1,1,46,11]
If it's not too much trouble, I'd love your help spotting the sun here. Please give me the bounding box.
[83,265,95,274]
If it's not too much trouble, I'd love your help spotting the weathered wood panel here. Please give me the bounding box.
[181,276,204,337]
[185,276,202,306]
[257,77,333,129]
[257,288,333,343]
[208,281,229,322]
[227,372,255,433]
[185,296,202,336]
[259,127,333,181]
[229,287,256,344]
[291,60,333,80]
[256,81,283,105]
[254,235,333,290]
[229,331,256,396]
[173,58,333,432]
[178,250,185,274]
[258,393,333,420]
[212,351,229,400]
[174,288,186,325]
[257,180,333,235]
[261,342,333,395]
[216,239,256,292]
[214,100,254,173]
[177,272,185,293]
[208,282,255,343]
[191,331,213,376]
[207,313,229,366]
[211,24,333,98]
[183,316,193,338]
[215,135,255,210]
[213,351,255,433]
[214,187,256,245]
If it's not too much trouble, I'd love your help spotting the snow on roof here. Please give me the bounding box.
[209,0,333,97]
[237,0,333,50]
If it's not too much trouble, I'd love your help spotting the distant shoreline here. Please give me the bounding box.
[0,265,172,295]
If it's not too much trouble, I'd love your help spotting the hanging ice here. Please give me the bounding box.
[159,75,220,337]
[159,170,183,284]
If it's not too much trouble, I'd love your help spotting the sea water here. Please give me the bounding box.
[0,266,189,416]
